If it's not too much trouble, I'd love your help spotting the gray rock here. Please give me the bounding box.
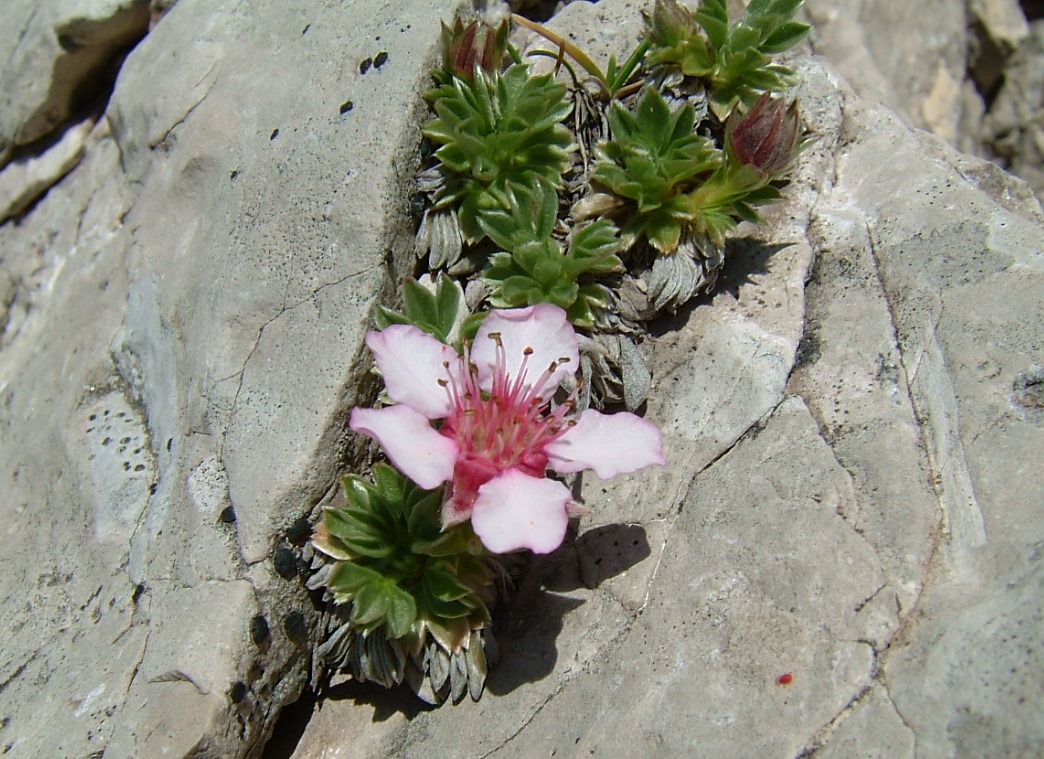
[290,3,1043,757]
[0,0,150,166]
[2,0,1041,757]
[805,0,968,143]
[0,1,458,756]
[0,117,91,222]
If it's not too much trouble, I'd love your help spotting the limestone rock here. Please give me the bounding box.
[805,0,968,143]
[0,117,92,222]
[2,0,1042,757]
[0,0,150,167]
[0,1,458,756]
[290,2,1043,757]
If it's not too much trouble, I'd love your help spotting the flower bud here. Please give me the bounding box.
[726,93,802,178]
[644,0,696,48]
[440,18,508,80]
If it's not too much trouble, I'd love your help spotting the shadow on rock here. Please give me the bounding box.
[322,678,433,720]
[646,236,792,338]
[716,237,792,300]
[486,522,651,696]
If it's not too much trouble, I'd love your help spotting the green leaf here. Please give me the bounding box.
[402,279,440,334]
[761,21,810,53]
[329,559,381,596]
[421,63,574,249]
[434,275,462,340]
[694,0,729,48]
[371,463,407,509]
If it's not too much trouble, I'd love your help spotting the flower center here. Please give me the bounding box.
[439,333,575,474]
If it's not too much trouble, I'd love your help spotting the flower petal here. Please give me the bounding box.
[366,325,457,419]
[545,409,665,479]
[471,469,570,554]
[349,406,458,489]
[471,304,578,401]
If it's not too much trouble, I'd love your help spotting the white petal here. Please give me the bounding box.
[366,325,457,419]
[544,409,665,479]
[471,470,570,554]
[471,304,578,401]
[349,406,458,489]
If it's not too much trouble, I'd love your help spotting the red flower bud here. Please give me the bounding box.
[440,19,508,80]
[726,93,802,177]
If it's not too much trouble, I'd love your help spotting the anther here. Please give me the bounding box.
[524,346,534,355]
[437,379,448,387]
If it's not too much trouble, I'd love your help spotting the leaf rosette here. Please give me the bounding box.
[644,0,810,117]
[313,464,494,656]
[586,87,721,255]
[478,180,623,327]
[422,63,576,246]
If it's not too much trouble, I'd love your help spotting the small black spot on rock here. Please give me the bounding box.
[219,506,237,523]
[166,437,173,451]
[283,611,308,643]
[273,547,298,579]
[229,681,248,704]
[249,615,270,645]
[102,437,111,446]
[374,51,388,68]
[89,414,97,421]
[230,169,240,181]
[270,128,279,140]
[339,100,354,115]
[359,57,372,75]
[132,583,146,604]
[149,483,158,495]
[302,24,310,34]
[286,516,311,545]
[134,464,146,472]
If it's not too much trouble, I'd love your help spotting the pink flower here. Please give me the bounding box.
[349,304,665,554]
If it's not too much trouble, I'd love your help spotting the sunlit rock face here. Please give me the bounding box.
[1,0,1041,757]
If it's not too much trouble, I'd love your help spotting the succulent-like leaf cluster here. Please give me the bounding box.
[313,465,495,664]
[480,180,623,327]
[422,63,575,246]
[311,0,811,706]
[586,88,721,255]
[644,0,810,116]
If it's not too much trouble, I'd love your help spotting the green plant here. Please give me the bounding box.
[644,0,810,117]
[313,465,494,659]
[683,92,803,244]
[587,87,721,255]
[422,63,575,245]
[478,180,623,327]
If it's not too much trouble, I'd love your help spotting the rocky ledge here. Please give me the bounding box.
[0,1,1040,757]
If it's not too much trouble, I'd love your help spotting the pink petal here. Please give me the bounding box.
[365,325,457,419]
[471,469,571,554]
[349,406,458,489]
[471,304,578,401]
[544,409,665,479]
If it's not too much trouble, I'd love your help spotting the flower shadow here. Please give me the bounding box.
[485,522,651,696]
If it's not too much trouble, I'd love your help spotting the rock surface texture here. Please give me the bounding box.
[0,0,459,756]
[0,1,1041,758]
